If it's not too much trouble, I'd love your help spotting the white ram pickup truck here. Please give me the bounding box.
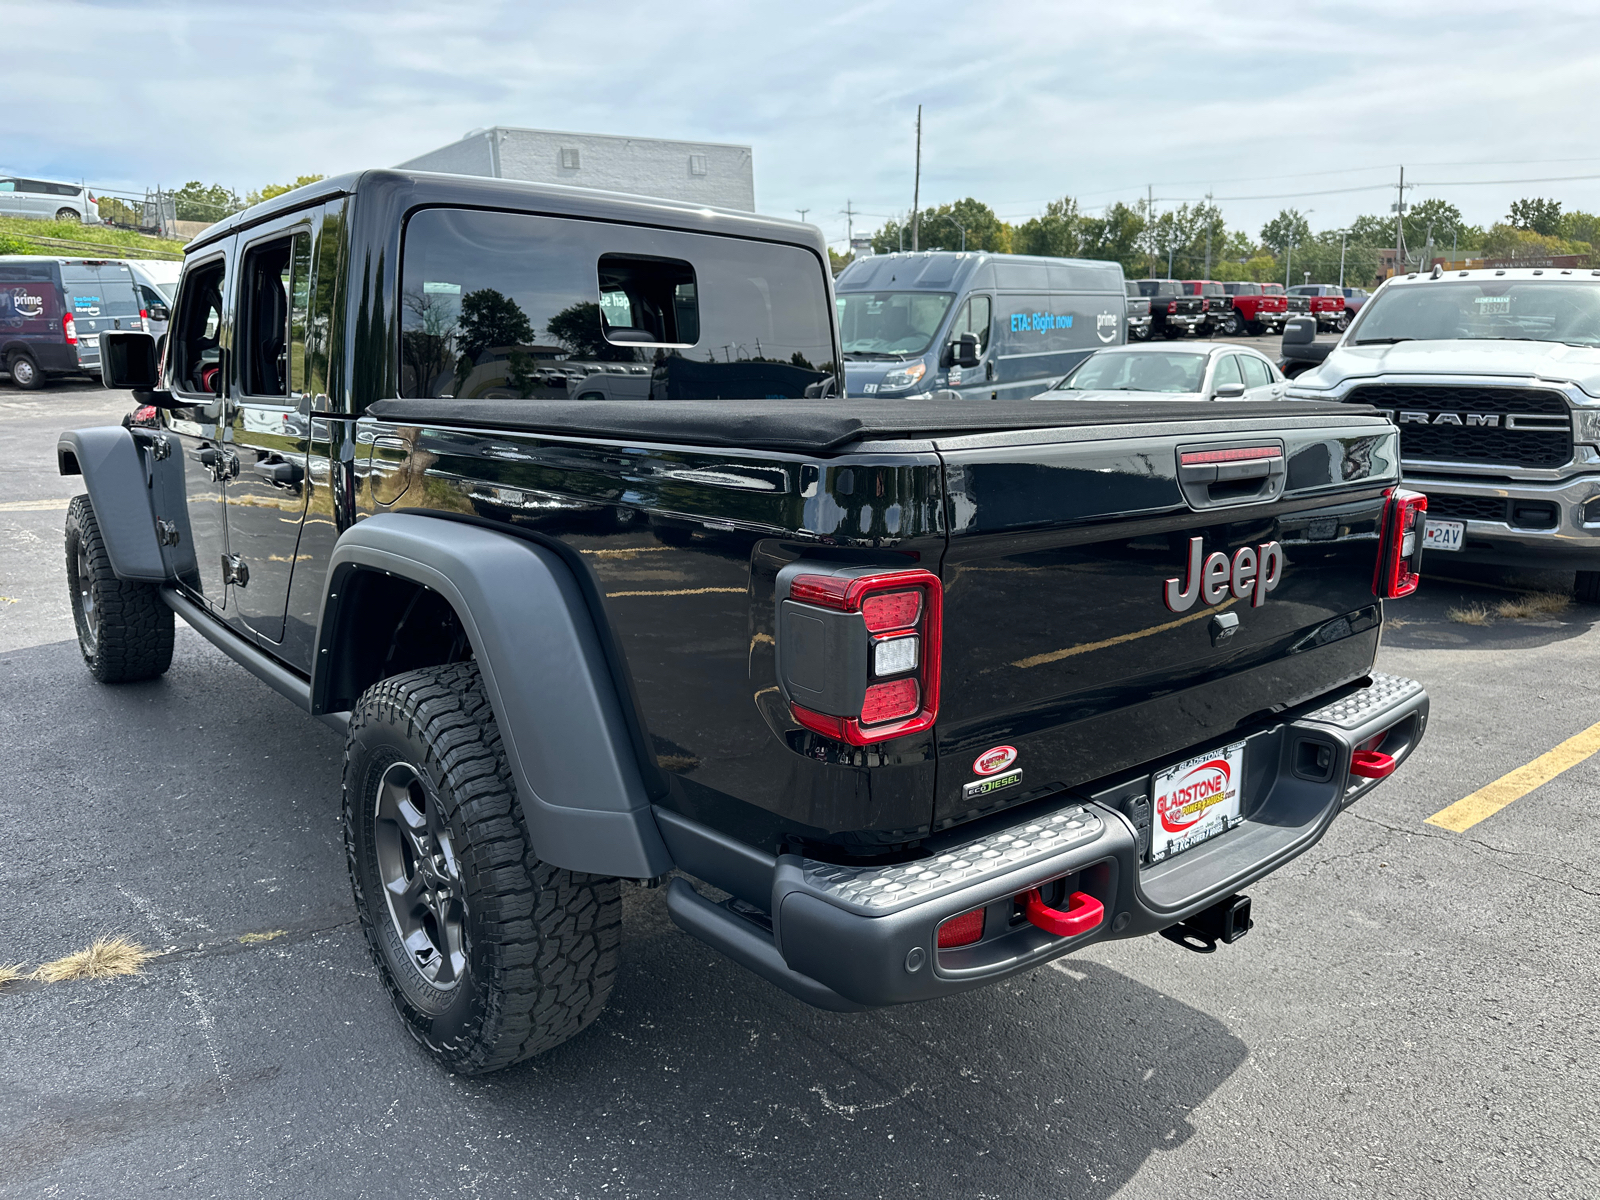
[1280,265,1600,599]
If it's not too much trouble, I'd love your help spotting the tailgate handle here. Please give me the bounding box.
[1176,443,1285,509]
[1021,889,1104,937]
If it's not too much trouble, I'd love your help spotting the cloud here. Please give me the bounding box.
[8,0,1600,242]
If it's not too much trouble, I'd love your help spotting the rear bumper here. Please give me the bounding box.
[666,672,1427,1010]
[1411,469,1600,570]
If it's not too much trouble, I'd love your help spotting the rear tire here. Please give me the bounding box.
[1131,324,1150,342]
[8,352,44,389]
[1575,571,1600,603]
[54,207,81,223]
[1221,312,1241,337]
[1334,311,1350,332]
[64,495,174,682]
[344,662,622,1075]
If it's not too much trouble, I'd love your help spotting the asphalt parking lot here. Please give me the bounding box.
[2,382,1596,1199]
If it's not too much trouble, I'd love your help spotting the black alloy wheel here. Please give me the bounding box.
[1221,312,1241,337]
[63,495,174,682]
[345,662,622,1074]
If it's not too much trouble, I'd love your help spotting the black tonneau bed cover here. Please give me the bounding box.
[366,397,1371,453]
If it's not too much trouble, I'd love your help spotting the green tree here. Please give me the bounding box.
[1559,210,1600,249]
[1013,197,1082,257]
[1482,223,1583,261]
[244,174,327,207]
[869,199,1010,254]
[546,301,633,361]
[1261,209,1312,256]
[170,181,243,223]
[1079,201,1147,275]
[827,247,853,276]
[1509,197,1563,236]
[452,288,535,390]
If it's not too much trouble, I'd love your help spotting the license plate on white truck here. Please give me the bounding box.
[1423,520,1464,552]
[1149,740,1246,864]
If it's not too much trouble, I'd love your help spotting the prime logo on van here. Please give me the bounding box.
[1163,536,1284,613]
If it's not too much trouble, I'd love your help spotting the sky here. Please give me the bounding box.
[10,0,1600,249]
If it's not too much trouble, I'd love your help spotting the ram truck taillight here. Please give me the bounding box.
[1374,487,1428,599]
[778,566,942,745]
[1167,300,1177,314]
[62,313,77,345]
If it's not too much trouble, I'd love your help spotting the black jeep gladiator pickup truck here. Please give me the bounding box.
[66,170,1429,1075]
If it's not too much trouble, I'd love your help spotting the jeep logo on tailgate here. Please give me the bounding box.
[1164,537,1283,612]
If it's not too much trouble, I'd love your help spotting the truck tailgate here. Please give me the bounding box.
[932,409,1398,830]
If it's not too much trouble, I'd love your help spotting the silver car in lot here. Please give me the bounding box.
[0,175,102,223]
[1039,342,1287,401]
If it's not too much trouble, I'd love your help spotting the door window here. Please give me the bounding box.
[1239,354,1273,389]
[1211,354,1243,390]
[948,295,992,356]
[170,260,227,396]
[239,232,312,397]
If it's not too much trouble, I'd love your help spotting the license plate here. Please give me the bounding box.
[81,334,99,346]
[1149,740,1246,864]
[1423,519,1464,552]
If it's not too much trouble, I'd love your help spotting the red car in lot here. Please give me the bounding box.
[1219,282,1287,336]
[1288,284,1352,332]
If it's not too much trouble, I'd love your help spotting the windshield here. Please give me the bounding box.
[836,291,953,357]
[1056,350,1209,393]
[1352,281,1600,347]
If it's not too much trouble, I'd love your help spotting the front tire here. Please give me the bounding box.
[344,662,622,1075]
[64,495,174,682]
[1576,571,1600,603]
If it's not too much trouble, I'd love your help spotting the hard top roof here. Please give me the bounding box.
[835,250,1123,294]
[186,169,827,256]
[1385,265,1600,287]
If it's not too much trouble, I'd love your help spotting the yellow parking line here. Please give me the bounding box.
[1425,720,1600,832]
[0,497,73,512]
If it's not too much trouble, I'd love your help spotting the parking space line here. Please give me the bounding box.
[1425,720,1600,832]
[0,497,73,512]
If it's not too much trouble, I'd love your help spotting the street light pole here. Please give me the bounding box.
[945,214,966,252]
[1338,230,1348,288]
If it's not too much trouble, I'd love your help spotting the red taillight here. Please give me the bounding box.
[1167,300,1177,314]
[139,308,149,321]
[1374,487,1427,599]
[937,909,985,948]
[62,313,77,344]
[787,567,943,745]
[1180,446,1282,466]
[862,589,920,631]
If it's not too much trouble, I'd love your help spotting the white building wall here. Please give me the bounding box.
[397,127,755,212]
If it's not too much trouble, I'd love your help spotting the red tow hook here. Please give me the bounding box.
[1021,889,1104,938]
[1350,749,1397,779]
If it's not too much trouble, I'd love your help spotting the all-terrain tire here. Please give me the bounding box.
[344,661,621,1075]
[64,495,174,682]
[1575,570,1600,603]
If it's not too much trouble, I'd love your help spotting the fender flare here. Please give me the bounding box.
[312,512,672,881]
[57,427,167,582]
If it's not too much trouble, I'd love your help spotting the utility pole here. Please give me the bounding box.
[1394,165,1406,278]
[911,105,922,252]
[1338,230,1348,288]
[1147,183,1154,277]
[1203,190,1213,279]
[841,199,856,249]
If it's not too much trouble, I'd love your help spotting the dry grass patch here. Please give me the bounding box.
[0,962,28,991]
[239,929,287,945]
[1494,591,1571,620]
[31,937,152,983]
[1447,603,1493,626]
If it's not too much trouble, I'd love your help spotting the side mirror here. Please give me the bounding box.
[149,304,171,323]
[1282,316,1318,346]
[101,330,160,389]
[1214,382,1247,399]
[956,331,980,369]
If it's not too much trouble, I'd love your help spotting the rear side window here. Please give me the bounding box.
[1211,354,1243,388]
[398,208,835,401]
[1240,355,1273,388]
[239,232,313,397]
